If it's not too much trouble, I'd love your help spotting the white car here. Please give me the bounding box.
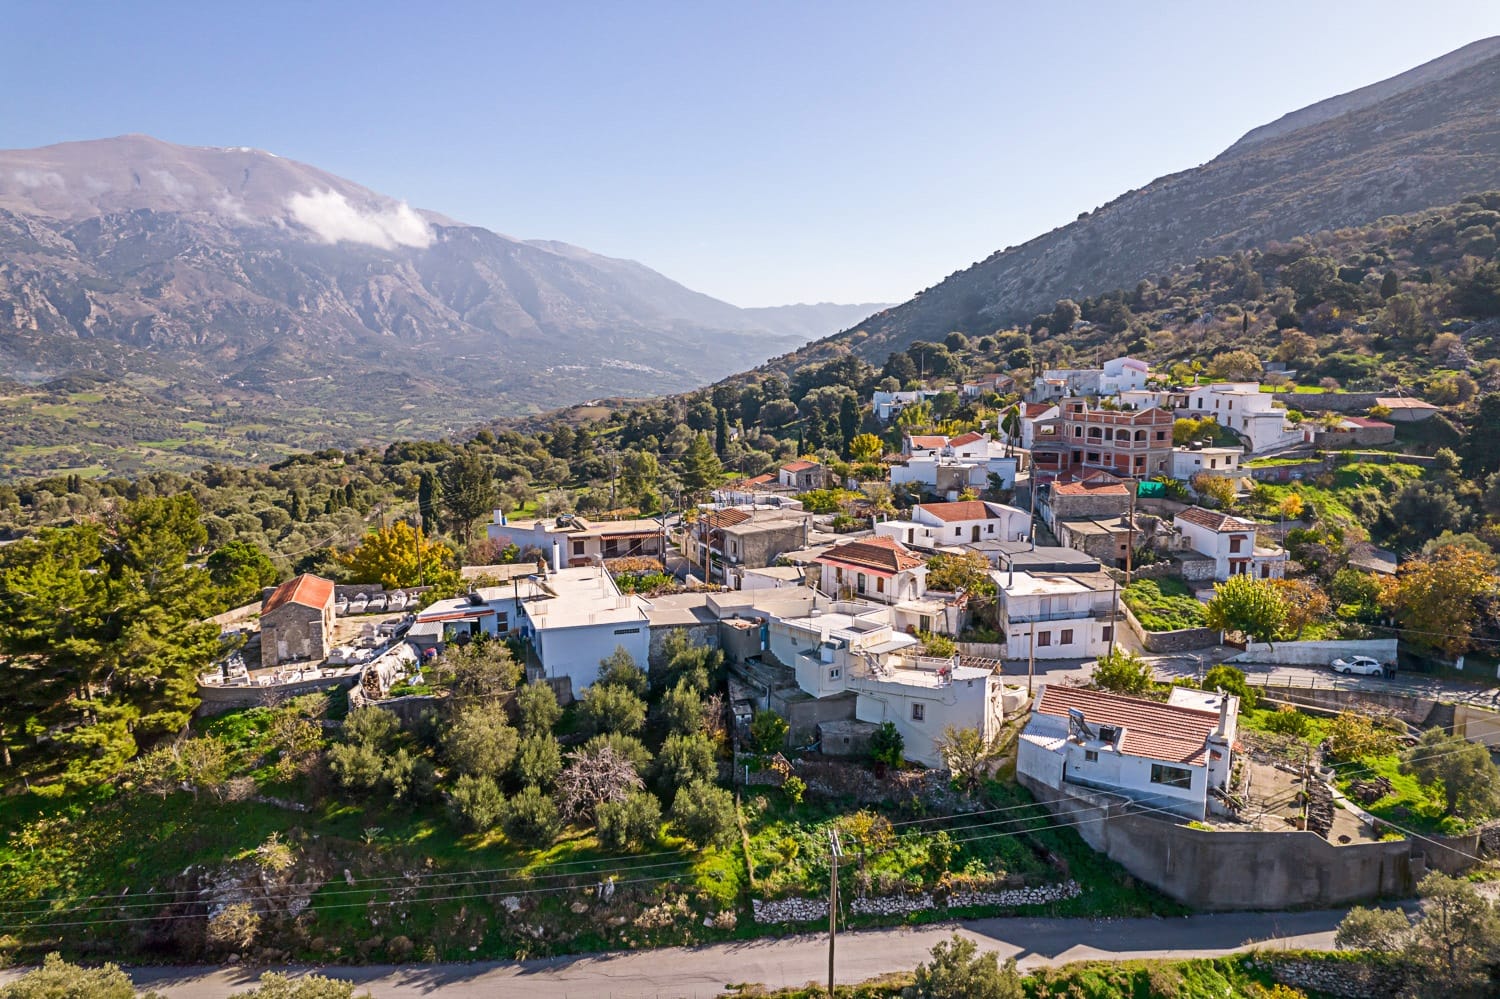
[1331,656,1385,676]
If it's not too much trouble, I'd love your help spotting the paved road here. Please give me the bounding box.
[51,910,1351,998]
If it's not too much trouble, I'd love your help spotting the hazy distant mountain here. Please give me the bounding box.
[777,37,1500,368]
[741,302,895,341]
[0,135,876,473]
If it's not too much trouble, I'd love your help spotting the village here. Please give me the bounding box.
[192,354,1499,923]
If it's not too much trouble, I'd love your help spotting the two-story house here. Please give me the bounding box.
[681,506,816,587]
[995,569,1118,659]
[487,514,667,566]
[890,433,1020,497]
[812,536,928,606]
[1018,684,1238,820]
[767,602,1011,767]
[874,499,1029,552]
[1183,383,1302,455]
[1173,506,1287,581]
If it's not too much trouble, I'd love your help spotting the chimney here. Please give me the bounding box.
[1215,691,1231,736]
[551,539,562,574]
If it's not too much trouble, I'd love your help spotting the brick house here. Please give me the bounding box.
[1030,398,1175,482]
[260,574,336,667]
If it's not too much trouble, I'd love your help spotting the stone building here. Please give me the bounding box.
[260,574,336,667]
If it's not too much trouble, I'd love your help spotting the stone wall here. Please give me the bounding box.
[1271,390,1385,413]
[1017,775,1444,910]
[197,674,358,715]
[1118,598,1221,654]
[1247,459,1328,483]
[647,622,718,671]
[750,880,1080,924]
[1253,684,1437,726]
[1250,955,1408,999]
[1231,638,1398,667]
[774,690,857,744]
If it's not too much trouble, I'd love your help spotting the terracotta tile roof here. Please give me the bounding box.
[263,574,335,614]
[907,435,947,449]
[917,500,994,523]
[815,535,925,575]
[723,473,775,489]
[781,459,819,473]
[1175,506,1252,533]
[1341,416,1394,429]
[1021,403,1056,418]
[1051,477,1130,496]
[948,431,985,447]
[700,508,753,530]
[1035,685,1221,766]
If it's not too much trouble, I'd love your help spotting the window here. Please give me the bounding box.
[1097,725,1119,742]
[828,667,841,681]
[1156,431,1166,441]
[1229,536,1243,553]
[911,703,925,722]
[876,577,885,594]
[1150,764,1193,789]
[613,627,641,636]
[986,524,994,533]
[1102,625,1113,642]
[1084,750,1099,762]
[572,540,585,555]
[857,573,867,594]
[955,527,962,536]
[1037,631,1052,647]
[1060,628,1074,645]
[1086,452,1100,463]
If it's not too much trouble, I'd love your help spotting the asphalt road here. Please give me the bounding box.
[59,910,1351,998]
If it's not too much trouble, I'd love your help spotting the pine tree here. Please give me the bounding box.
[680,433,723,494]
[438,451,497,548]
[714,408,730,457]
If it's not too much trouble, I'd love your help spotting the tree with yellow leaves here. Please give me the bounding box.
[1384,544,1499,658]
[339,520,458,590]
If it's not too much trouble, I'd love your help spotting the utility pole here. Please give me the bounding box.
[1124,476,1137,584]
[827,829,843,999]
[415,512,424,588]
[1028,611,1037,697]
[1108,573,1118,660]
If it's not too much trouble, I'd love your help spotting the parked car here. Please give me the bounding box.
[1331,655,1385,676]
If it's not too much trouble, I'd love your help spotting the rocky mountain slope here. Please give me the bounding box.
[778,37,1500,369]
[0,136,883,475]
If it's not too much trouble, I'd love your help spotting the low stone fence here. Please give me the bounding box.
[197,672,359,715]
[1250,955,1408,999]
[1251,680,1436,726]
[1118,599,1220,655]
[1270,390,1385,413]
[1230,638,1397,667]
[750,880,1080,924]
[955,642,1004,660]
[1247,459,1328,483]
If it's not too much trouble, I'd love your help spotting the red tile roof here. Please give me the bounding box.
[700,508,753,530]
[781,459,819,473]
[1021,403,1056,419]
[263,574,335,614]
[1341,416,1393,429]
[815,535,925,575]
[948,431,985,447]
[1035,685,1221,766]
[1051,477,1129,496]
[917,500,994,523]
[1175,506,1251,533]
[907,435,947,449]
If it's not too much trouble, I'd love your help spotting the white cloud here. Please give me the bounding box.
[13,169,64,189]
[149,169,194,199]
[214,194,253,224]
[285,188,432,250]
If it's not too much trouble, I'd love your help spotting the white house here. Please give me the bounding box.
[995,570,1118,660]
[1017,684,1238,820]
[767,602,1013,767]
[1098,357,1152,395]
[874,500,1029,552]
[513,565,652,691]
[812,536,928,606]
[1173,506,1287,582]
[889,433,1020,498]
[873,389,942,422]
[1008,402,1060,450]
[1182,383,1302,455]
[487,513,668,566]
[1169,445,1246,486]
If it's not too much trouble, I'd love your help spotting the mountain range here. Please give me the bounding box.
[0,135,885,475]
[779,36,1500,370]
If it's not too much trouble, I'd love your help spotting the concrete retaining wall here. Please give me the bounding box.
[1251,682,1436,726]
[1231,638,1397,667]
[956,642,1004,659]
[1017,775,1439,910]
[1271,390,1385,413]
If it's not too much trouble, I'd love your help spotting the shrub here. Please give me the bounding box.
[1325,711,1400,763]
[514,734,564,788]
[782,774,806,804]
[654,733,717,795]
[911,933,1023,999]
[870,720,905,768]
[1262,705,1312,739]
[516,681,562,737]
[919,631,957,658]
[577,683,646,737]
[1091,649,1154,696]
[1202,664,1258,709]
[501,785,560,846]
[595,790,663,850]
[442,703,519,777]
[749,710,789,753]
[671,780,737,848]
[448,774,505,832]
[596,646,648,696]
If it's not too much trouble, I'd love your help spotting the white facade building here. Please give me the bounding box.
[1169,445,1246,484]
[1017,684,1238,820]
[873,389,942,422]
[888,433,1020,497]
[1183,383,1302,455]
[513,566,652,691]
[995,570,1118,660]
[874,500,1030,552]
[1173,506,1288,582]
[768,603,1013,767]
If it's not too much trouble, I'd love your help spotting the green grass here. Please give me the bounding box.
[1247,461,1425,535]
[1123,578,1207,631]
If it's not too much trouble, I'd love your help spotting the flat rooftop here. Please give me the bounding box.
[995,570,1115,597]
[516,566,648,630]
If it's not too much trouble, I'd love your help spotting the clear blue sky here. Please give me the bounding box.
[5,1,1500,307]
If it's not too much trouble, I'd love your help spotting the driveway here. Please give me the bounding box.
[41,909,1353,999]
